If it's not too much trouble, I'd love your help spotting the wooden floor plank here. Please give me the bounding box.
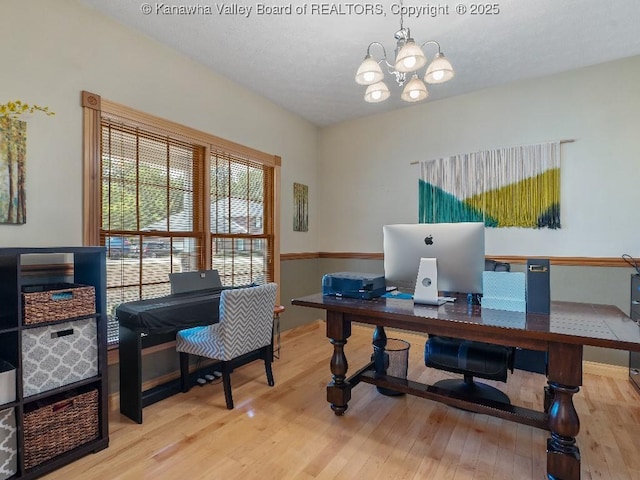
[41,320,640,480]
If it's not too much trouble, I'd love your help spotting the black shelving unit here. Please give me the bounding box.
[629,275,640,393]
[0,247,108,480]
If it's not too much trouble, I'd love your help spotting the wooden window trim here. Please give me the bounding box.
[82,90,281,298]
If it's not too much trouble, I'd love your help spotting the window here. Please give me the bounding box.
[210,152,274,286]
[100,121,203,344]
[82,92,280,345]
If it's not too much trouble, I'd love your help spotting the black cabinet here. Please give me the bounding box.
[0,247,108,479]
[629,275,640,393]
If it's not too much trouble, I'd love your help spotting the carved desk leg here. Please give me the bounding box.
[326,311,352,416]
[544,385,554,413]
[546,342,583,480]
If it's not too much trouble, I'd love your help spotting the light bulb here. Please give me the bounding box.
[424,53,454,84]
[363,71,375,83]
[401,74,428,102]
[394,39,427,73]
[364,81,390,103]
[403,56,417,70]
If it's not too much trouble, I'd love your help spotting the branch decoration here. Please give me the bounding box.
[0,100,55,119]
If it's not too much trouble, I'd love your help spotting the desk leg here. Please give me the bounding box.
[546,342,582,480]
[326,311,351,416]
[119,325,143,424]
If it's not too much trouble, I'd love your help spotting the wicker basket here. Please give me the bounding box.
[22,283,95,325]
[23,389,99,470]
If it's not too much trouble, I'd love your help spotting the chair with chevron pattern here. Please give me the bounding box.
[176,282,278,409]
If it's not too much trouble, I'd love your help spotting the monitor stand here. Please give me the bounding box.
[413,258,447,305]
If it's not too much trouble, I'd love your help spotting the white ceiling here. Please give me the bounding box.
[80,0,640,127]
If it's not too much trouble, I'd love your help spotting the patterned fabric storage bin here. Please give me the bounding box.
[22,318,98,397]
[23,388,99,470]
[0,408,17,480]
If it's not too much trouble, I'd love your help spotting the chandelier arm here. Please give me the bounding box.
[366,41,396,72]
[366,41,388,60]
[419,40,442,53]
[382,59,397,73]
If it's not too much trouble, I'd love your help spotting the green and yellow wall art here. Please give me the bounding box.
[419,142,561,229]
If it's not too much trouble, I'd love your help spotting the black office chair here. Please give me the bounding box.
[424,336,514,403]
[423,260,515,404]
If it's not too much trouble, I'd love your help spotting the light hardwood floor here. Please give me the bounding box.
[44,321,640,479]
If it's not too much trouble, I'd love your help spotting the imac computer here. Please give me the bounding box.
[383,222,485,303]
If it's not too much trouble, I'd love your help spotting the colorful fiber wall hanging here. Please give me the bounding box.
[418,142,561,229]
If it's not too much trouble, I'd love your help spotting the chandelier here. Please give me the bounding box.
[354,5,454,103]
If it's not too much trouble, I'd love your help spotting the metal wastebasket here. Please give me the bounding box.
[373,338,410,396]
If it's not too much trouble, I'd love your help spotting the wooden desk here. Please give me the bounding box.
[292,293,640,480]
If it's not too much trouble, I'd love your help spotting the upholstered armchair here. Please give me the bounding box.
[176,282,278,409]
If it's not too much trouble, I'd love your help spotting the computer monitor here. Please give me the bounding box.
[383,222,485,294]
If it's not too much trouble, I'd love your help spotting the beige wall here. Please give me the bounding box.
[0,0,319,255]
[318,56,640,257]
[0,1,323,397]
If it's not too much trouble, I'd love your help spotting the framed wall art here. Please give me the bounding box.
[0,117,27,224]
[293,182,308,232]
